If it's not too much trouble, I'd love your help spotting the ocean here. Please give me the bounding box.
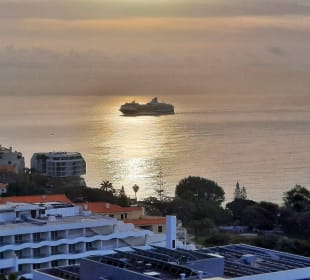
[1,94,310,204]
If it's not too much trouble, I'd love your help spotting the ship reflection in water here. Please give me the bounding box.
[119,97,175,116]
[89,98,179,197]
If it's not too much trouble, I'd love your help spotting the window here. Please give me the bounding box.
[124,213,128,219]
[15,250,21,258]
[158,226,163,233]
[51,231,58,240]
[121,214,124,220]
[86,243,93,250]
[109,214,114,218]
[69,244,76,252]
[51,246,58,254]
[33,263,41,270]
[33,233,41,241]
[68,259,76,265]
[15,235,22,243]
[51,260,58,267]
[33,248,40,257]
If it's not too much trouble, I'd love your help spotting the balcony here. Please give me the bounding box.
[0,258,15,269]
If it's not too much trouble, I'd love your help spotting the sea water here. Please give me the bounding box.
[1,94,310,204]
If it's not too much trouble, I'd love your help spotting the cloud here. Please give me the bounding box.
[0,0,310,96]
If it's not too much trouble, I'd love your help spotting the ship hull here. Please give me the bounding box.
[120,109,175,116]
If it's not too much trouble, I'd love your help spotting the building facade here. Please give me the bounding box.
[31,152,86,177]
[0,201,160,279]
[78,202,166,234]
[0,145,25,174]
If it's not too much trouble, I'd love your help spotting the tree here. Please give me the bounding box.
[226,199,257,221]
[116,186,130,207]
[175,176,225,204]
[234,181,241,199]
[241,204,276,230]
[155,170,165,201]
[234,182,247,200]
[240,186,247,200]
[283,185,310,212]
[132,184,139,201]
[99,180,115,193]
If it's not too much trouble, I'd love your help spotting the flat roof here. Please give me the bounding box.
[0,194,72,204]
[199,244,310,278]
[0,212,117,233]
[36,246,220,280]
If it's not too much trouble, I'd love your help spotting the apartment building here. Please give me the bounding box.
[0,201,160,279]
[0,145,25,174]
[31,152,86,177]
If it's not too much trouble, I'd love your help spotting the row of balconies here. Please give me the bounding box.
[0,239,117,260]
[18,259,77,274]
[0,225,115,245]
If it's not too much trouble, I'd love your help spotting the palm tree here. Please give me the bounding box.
[100,180,114,192]
[132,184,139,201]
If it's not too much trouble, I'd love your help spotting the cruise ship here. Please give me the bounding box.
[0,201,164,278]
[119,97,175,116]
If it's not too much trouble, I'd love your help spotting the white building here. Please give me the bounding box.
[0,145,25,174]
[31,152,86,177]
[0,201,160,279]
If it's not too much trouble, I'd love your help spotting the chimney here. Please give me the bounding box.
[166,215,176,250]
[198,271,203,280]
[180,273,186,280]
[105,203,110,208]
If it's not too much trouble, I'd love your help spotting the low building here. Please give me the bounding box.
[34,246,224,280]
[33,244,310,280]
[0,145,25,174]
[77,202,166,234]
[199,244,310,279]
[31,152,86,177]
[0,200,164,279]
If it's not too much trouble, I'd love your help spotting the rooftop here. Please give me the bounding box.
[35,246,219,280]
[200,244,310,278]
[0,194,72,204]
[0,201,121,233]
[76,202,142,214]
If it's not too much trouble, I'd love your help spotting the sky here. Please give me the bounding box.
[1,0,310,96]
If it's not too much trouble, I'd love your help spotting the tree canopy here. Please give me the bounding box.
[175,176,225,204]
[283,185,310,212]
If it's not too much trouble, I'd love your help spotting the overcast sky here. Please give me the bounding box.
[1,0,310,96]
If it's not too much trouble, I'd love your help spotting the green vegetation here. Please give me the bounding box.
[142,176,310,257]
[3,173,130,206]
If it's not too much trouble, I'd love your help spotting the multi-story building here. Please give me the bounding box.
[0,201,161,279]
[0,145,25,174]
[31,152,86,177]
